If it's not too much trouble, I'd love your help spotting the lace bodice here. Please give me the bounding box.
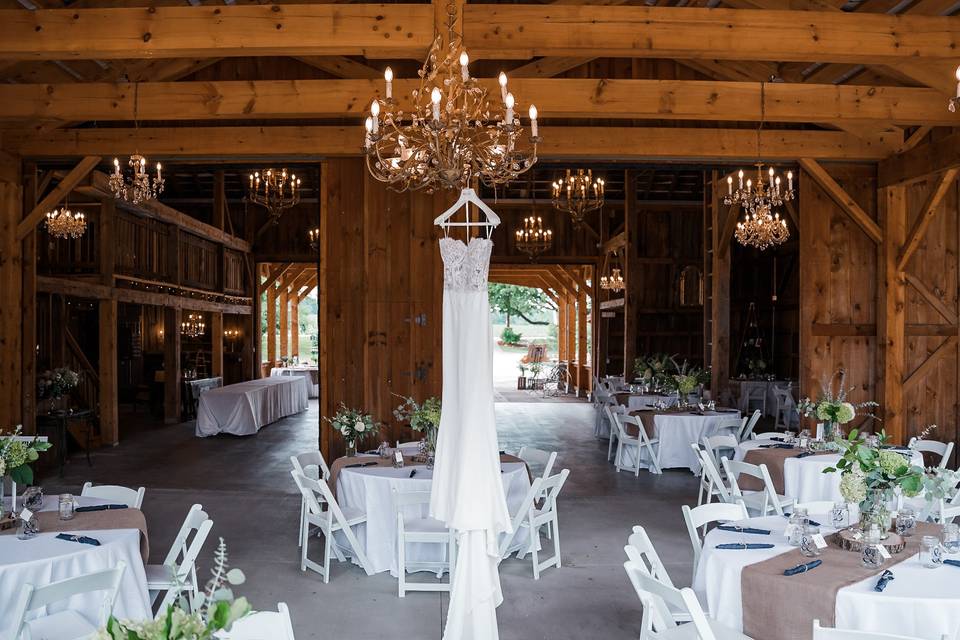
[439,237,492,291]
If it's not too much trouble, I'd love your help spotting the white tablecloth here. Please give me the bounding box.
[693,513,960,640]
[734,441,924,504]
[196,377,309,437]
[270,367,319,399]
[632,411,741,472]
[0,496,151,635]
[621,393,679,412]
[735,380,790,418]
[336,462,532,576]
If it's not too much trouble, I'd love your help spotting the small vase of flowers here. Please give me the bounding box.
[324,404,377,458]
[0,425,53,519]
[37,367,80,413]
[393,395,442,459]
[633,353,678,391]
[797,370,878,444]
[670,361,710,409]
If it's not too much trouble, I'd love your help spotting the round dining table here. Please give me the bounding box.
[335,459,532,576]
[693,512,960,640]
[627,409,741,472]
[0,495,152,635]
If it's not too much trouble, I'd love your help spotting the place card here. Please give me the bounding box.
[812,533,828,549]
[19,508,33,522]
[877,544,892,559]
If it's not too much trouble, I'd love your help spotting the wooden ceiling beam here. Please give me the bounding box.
[5,124,899,161]
[0,78,950,125]
[293,56,383,80]
[260,262,292,293]
[879,130,960,186]
[0,5,433,60]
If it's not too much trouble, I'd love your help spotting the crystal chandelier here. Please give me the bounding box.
[45,205,87,240]
[552,169,604,228]
[248,169,301,222]
[181,313,206,338]
[722,81,794,251]
[110,84,164,204]
[514,215,553,259]
[363,3,539,192]
[601,268,625,292]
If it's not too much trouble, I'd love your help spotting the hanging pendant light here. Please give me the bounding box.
[109,83,164,205]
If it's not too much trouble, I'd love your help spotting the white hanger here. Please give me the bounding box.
[433,188,500,238]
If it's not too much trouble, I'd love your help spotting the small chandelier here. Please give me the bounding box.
[724,165,793,250]
[514,215,553,259]
[248,169,301,222]
[601,268,625,292]
[45,205,87,240]
[181,313,206,338]
[308,228,319,252]
[224,328,242,341]
[552,169,604,228]
[363,2,539,192]
[109,154,164,205]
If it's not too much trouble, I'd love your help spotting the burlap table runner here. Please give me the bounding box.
[740,447,832,493]
[329,453,529,491]
[1,508,150,563]
[741,521,940,640]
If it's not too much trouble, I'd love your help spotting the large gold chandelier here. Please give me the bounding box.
[552,169,605,228]
[248,169,301,222]
[45,205,87,240]
[181,313,206,338]
[363,4,539,192]
[110,84,164,205]
[514,215,553,260]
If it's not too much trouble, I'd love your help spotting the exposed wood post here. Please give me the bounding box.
[577,278,588,396]
[21,164,36,435]
[878,184,907,443]
[0,156,22,429]
[211,312,223,379]
[565,292,576,372]
[623,168,639,378]
[291,297,300,358]
[212,170,226,231]
[710,170,731,400]
[163,307,181,424]
[279,285,289,359]
[557,296,567,362]
[99,197,116,286]
[266,282,277,367]
[98,298,118,445]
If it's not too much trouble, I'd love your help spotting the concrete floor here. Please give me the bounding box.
[41,399,701,639]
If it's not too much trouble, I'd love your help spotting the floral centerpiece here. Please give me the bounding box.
[323,403,377,458]
[393,395,442,455]
[825,429,924,538]
[99,539,250,640]
[0,426,52,518]
[668,361,710,408]
[37,367,80,411]
[633,353,678,390]
[796,370,878,442]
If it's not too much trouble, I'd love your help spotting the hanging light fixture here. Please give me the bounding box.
[362,1,539,192]
[247,169,301,223]
[600,252,625,292]
[45,202,87,240]
[950,64,960,112]
[514,215,553,260]
[181,313,206,338]
[552,169,605,228]
[722,81,794,251]
[109,83,164,204]
[308,228,319,252]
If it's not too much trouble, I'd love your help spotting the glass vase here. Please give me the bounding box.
[859,488,892,540]
[345,440,357,458]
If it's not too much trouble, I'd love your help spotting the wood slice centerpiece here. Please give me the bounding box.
[834,529,907,554]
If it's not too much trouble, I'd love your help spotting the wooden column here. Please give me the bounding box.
[290,298,299,358]
[212,170,226,231]
[21,165,36,434]
[99,198,115,286]
[878,185,907,443]
[0,157,22,430]
[623,169,640,378]
[211,311,223,379]
[557,296,567,361]
[577,280,588,396]
[565,292,576,370]
[279,286,289,359]
[710,171,731,400]
[163,307,181,424]
[98,299,118,445]
[266,283,276,367]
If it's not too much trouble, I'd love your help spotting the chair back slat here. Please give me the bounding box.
[81,482,145,509]
[625,525,674,588]
[291,450,331,481]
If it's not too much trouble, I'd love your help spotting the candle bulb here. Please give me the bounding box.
[370,100,380,135]
[787,170,793,191]
[431,87,442,122]
[498,72,508,102]
[364,117,373,149]
[768,166,774,189]
[459,51,469,81]
[529,104,538,137]
[727,175,733,195]
[738,169,744,189]
[384,66,393,100]
[746,179,752,194]
[505,92,514,124]
[156,162,162,181]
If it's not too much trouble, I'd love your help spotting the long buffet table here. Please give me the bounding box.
[195,376,309,437]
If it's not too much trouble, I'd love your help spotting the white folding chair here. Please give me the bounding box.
[625,525,699,622]
[939,499,960,524]
[722,457,792,516]
[10,562,126,640]
[742,384,767,417]
[501,469,570,579]
[698,435,738,505]
[691,444,734,507]
[624,559,751,640]
[738,410,762,442]
[619,414,662,475]
[595,389,614,439]
[750,431,791,441]
[792,500,837,516]
[681,501,749,583]
[604,401,624,459]
[290,451,332,547]
[290,470,373,583]
[146,504,213,613]
[517,446,558,482]
[908,438,955,470]
[81,482,145,509]
[812,620,922,640]
[392,487,455,597]
[714,415,742,438]
[772,384,797,431]
[222,603,296,640]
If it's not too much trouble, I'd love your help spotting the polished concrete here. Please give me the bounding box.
[41,399,701,639]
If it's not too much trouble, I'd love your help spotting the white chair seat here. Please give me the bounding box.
[144,563,195,590]
[25,609,98,640]
[739,490,792,514]
[403,516,449,534]
[655,619,752,640]
[339,506,366,525]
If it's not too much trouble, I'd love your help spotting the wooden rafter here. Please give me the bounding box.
[259,262,291,294]
[903,273,958,326]
[903,335,958,391]
[897,168,959,271]
[799,158,883,243]
[16,155,99,240]
[880,130,960,186]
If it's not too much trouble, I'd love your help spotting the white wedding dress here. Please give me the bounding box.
[430,236,512,640]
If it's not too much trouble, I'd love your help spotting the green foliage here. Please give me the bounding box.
[488,284,555,327]
[823,429,925,500]
[500,326,523,345]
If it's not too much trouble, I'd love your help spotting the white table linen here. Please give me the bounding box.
[336,461,531,577]
[734,441,924,503]
[735,380,789,418]
[196,377,309,437]
[622,394,679,412]
[630,411,741,472]
[693,513,960,640]
[269,366,319,399]
[0,496,151,636]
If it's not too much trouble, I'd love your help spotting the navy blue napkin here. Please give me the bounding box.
[783,514,822,527]
[409,469,418,478]
[56,533,101,546]
[75,504,127,512]
[874,570,894,592]
[716,525,771,535]
[794,451,817,459]
[716,543,775,550]
[944,559,960,569]
[783,559,822,575]
[759,443,795,449]
[344,461,378,469]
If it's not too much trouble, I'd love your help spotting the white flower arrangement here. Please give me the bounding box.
[797,369,878,427]
[37,367,80,400]
[323,403,377,445]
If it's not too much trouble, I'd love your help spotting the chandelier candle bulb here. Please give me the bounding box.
[788,171,794,191]
[364,117,373,148]
[498,72,508,102]
[459,51,469,81]
[529,105,538,137]
[384,66,393,100]
[431,87,441,122]
[505,93,515,125]
[371,100,380,135]
[728,175,733,195]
